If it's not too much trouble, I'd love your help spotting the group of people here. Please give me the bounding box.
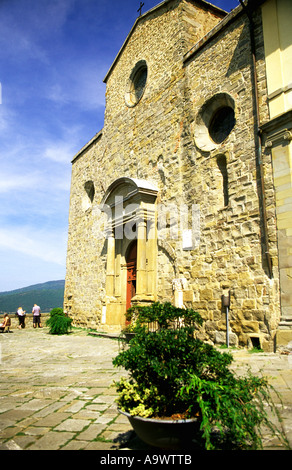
[0,304,42,332]
[17,304,42,329]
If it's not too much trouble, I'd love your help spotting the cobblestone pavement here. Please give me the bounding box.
[0,327,291,451]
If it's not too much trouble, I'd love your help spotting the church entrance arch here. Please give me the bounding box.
[126,240,137,310]
[100,177,158,330]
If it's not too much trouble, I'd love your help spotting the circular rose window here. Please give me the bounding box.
[125,60,148,107]
[194,93,236,152]
[209,106,235,144]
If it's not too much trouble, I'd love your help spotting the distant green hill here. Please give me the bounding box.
[0,280,65,314]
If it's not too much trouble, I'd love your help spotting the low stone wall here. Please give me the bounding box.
[2,313,50,330]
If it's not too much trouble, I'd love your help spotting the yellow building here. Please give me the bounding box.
[260,0,292,347]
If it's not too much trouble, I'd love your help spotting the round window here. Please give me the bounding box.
[194,93,236,152]
[209,107,235,144]
[125,60,148,107]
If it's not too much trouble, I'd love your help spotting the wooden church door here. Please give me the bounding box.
[126,241,137,311]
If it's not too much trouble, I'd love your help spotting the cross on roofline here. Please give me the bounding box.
[137,2,144,16]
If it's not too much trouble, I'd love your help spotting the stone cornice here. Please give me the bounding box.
[183,3,243,64]
[71,130,103,164]
[260,110,292,147]
[103,0,227,83]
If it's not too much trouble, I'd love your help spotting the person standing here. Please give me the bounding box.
[17,307,26,329]
[32,303,42,328]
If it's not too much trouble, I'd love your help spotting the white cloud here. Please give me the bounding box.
[45,59,107,111]
[0,227,67,266]
[0,0,75,58]
[0,104,15,131]
[46,83,69,106]
[43,141,76,164]
[0,171,40,194]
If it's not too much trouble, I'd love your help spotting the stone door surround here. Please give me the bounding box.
[100,177,158,327]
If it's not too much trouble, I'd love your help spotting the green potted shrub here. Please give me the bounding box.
[46,308,73,335]
[120,306,138,342]
[113,302,287,450]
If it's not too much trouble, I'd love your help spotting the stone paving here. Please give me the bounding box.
[0,326,291,451]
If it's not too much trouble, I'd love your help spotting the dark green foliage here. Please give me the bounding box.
[46,308,72,335]
[125,301,203,328]
[181,370,285,449]
[48,307,64,317]
[113,302,288,450]
[114,327,232,417]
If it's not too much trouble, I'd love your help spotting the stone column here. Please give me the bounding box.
[136,215,147,297]
[172,278,187,308]
[115,238,122,298]
[146,218,157,298]
[106,229,115,298]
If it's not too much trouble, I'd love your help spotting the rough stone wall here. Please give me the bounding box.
[64,134,107,328]
[102,0,224,189]
[180,9,280,350]
[65,0,224,330]
[64,1,281,349]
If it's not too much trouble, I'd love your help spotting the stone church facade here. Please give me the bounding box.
[64,0,292,351]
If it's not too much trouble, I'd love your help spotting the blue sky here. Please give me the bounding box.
[0,0,239,292]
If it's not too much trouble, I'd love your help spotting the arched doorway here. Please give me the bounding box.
[100,177,158,330]
[126,241,137,311]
